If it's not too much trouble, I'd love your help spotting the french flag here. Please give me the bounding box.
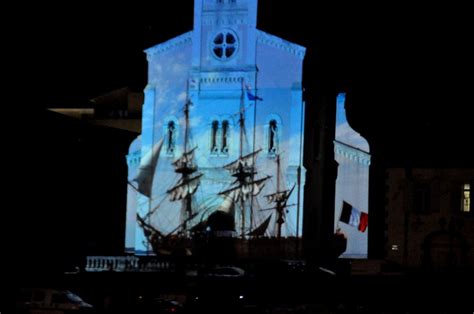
[339,201,368,232]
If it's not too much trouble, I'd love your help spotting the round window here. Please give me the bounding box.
[211,30,238,61]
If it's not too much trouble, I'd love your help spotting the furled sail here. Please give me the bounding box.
[172,147,197,173]
[167,174,203,201]
[218,176,270,202]
[223,149,262,175]
[265,189,292,204]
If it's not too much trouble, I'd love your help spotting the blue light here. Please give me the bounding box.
[125,0,306,256]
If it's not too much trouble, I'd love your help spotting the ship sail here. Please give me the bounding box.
[223,149,261,174]
[172,147,197,173]
[218,191,236,214]
[136,81,205,255]
[265,189,292,204]
[218,176,270,202]
[167,174,203,201]
[219,157,270,237]
[133,138,165,198]
[247,214,272,237]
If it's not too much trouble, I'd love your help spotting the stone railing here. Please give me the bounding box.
[85,256,174,272]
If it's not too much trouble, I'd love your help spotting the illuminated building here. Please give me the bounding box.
[125,0,306,255]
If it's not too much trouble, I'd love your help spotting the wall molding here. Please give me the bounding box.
[145,32,193,59]
[334,140,371,166]
[256,30,306,60]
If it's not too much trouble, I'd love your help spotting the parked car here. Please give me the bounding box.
[203,266,245,278]
[16,288,94,313]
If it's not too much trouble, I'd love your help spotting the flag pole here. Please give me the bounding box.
[336,201,343,230]
[296,94,305,258]
[147,88,156,255]
[248,50,260,258]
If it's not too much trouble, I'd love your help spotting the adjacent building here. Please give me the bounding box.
[385,168,473,269]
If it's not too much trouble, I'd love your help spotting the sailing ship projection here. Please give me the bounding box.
[133,97,204,256]
[124,0,306,258]
[127,81,303,258]
[214,98,297,243]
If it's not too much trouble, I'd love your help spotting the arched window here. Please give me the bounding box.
[221,120,229,153]
[166,121,176,154]
[211,120,219,153]
[268,119,278,155]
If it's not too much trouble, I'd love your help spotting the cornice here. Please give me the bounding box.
[334,140,371,166]
[202,12,247,26]
[145,31,193,59]
[256,30,306,60]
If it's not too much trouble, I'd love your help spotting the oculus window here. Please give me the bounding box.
[211,30,238,61]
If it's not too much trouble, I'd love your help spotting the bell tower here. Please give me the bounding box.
[192,0,258,71]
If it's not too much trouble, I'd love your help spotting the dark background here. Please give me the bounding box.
[18,1,473,163]
[10,1,473,275]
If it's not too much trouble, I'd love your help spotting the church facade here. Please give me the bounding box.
[125,0,306,255]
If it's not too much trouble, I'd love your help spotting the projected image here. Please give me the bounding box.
[334,93,371,258]
[125,0,306,258]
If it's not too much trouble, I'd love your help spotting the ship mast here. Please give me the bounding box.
[239,88,244,158]
[182,99,192,232]
[275,154,284,239]
[263,154,296,240]
[238,88,246,238]
[219,83,269,238]
[166,81,202,235]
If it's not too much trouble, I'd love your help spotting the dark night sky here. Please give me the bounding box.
[20,1,472,163]
[10,1,473,274]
